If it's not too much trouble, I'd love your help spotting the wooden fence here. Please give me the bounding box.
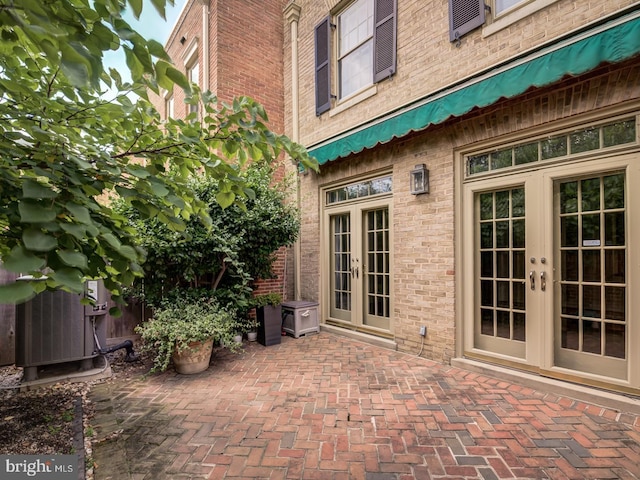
[0,269,18,366]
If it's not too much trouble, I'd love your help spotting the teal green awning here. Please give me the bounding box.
[309,11,640,165]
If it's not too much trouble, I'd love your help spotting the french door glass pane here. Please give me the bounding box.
[513,313,526,341]
[561,216,578,246]
[366,209,390,320]
[477,187,526,342]
[605,212,625,246]
[605,323,625,358]
[603,173,625,208]
[605,250,625,283]
[581,178,600,211]
[560,181,578,213]
[332,214,351,313]
[605,287,625,321]
[558,173,626,360]
[562,250,578,281]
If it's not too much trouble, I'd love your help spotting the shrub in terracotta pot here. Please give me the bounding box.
[136,293,239,374]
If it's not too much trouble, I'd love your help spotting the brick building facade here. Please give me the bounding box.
[285,0,640,395]
[152,0,293,298]
[159,0,640,395]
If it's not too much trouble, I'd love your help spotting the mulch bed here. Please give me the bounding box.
[0,344,152,479]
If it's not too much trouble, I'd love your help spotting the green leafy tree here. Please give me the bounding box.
[121,163,300,310]
[0,0,317,307]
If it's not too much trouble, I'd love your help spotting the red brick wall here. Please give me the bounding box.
[154,0,286,133]
[214,0,288,297]
[151,0,291,300]
[216,0,285,132]
[158,1,202,119]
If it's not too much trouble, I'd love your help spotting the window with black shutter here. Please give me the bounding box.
[449,0,485,42]
[314,0,397,115]
[373,0,397,83]
[315,16,331,116]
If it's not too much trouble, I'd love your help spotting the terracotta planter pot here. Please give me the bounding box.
[172,338,214,374]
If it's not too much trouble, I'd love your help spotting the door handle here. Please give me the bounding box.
[540,271,546,292]
[529,270,536,291]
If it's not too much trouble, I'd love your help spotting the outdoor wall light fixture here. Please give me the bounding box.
[410,164,429,195]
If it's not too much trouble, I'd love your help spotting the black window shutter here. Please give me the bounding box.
[449,0,485,42]
[315,16,331,116]
[373,0,397,83]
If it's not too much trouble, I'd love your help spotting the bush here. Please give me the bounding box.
[250,293,283,308]
[135,293,239,372]
[119,162,299,310]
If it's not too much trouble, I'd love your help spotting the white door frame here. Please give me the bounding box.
[460,153,640,391]
[322,194,394,336]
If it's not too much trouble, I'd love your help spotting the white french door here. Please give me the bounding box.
[551,168,628,379]
[472,182,532,360]
[326,199,392,333]
[463,154,640,390]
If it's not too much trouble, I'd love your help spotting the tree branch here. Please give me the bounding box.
[211,259,227,292]
[111,132,232,159]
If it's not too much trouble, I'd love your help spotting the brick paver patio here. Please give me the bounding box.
[90,332,640,479]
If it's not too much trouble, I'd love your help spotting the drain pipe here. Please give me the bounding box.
[285,2,302,300]
[98,340,138,363]
[200,0,210,93]
[92,318,139,362]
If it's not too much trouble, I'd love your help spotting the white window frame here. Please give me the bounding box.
[183,40,200,117]
[337,0,374,100]
[163,92,174,120]
[188,61,199,86]
[483,0,560,37]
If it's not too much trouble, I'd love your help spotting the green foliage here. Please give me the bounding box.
[135,292,240,372]
[0,0,318,304]
[250,293,283,309]
[121,163,300,309]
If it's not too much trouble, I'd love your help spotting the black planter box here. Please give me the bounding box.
[257,305,282,346]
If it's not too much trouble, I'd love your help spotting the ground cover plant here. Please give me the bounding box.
[0,367,86,455]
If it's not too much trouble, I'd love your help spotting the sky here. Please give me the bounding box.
[124,0,187,43]
[102,0,187,89]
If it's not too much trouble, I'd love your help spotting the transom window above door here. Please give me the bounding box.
[465,117,637,178]
[326,175,392,206]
